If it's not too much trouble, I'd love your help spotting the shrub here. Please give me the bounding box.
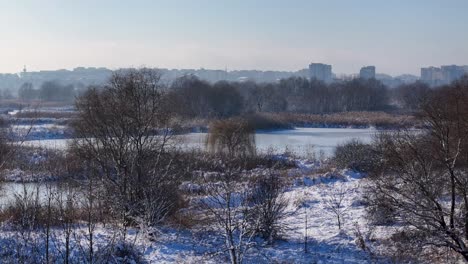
[364,191,397,225]
[94,241,147,264]
[333,139,379,173]
[247,172,289,243]
[206,118,256,157]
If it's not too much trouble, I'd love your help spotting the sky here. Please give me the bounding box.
[1,0,467,76]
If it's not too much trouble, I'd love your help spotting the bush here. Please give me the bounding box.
[94,241,147,264]
[247,172,289,243]
[333,139,379,173]
[206,118,256,157]
[364,191,397,225]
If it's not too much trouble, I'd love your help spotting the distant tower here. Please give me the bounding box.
[359,66,376,80]
[20,65,27,78]
[309,63,332,83]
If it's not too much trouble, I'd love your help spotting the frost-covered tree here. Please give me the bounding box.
[369,77,468,261]
[72,68,180,229]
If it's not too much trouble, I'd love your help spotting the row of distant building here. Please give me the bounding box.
[2,63,466,94]
[309,63,376,83]
[421,65,468,86]
[309,63,468,86]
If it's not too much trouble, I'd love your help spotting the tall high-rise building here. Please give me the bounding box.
[441,65,465,83]
[421,67,442,84]
[421,65,466,86]
[309,63,332,83]
[359,66,376,79]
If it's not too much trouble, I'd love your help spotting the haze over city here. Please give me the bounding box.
[1,0,468,75]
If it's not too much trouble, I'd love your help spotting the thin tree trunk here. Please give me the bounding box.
[304,207,308,253]
[450,171,456,229]
[225,225,237,264]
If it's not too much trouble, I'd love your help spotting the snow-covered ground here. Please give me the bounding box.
[0,160,398,263]
[0,107,392,262]
[134,164,395,263]
[11,124,70,140]
[3,105,75,139]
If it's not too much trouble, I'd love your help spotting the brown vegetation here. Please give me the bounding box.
[206,118,256,157]
[181,111,418,132]
[256,111,418,129]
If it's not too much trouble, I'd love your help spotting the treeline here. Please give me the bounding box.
[169,75,390,118]
[17,81,82,102]
[13,70,439,118]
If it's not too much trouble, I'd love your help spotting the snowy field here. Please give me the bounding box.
[1,110,396,263]
[0,161,395,263]
[120,169,385,263]
[11,124,70,140]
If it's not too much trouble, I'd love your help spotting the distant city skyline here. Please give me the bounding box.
[1,63,466,96]
[12,63,467,79]
[1,0,468,75]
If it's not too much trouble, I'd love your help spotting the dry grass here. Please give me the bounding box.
[253,111,419,129]
[179,111,419,131]
[206,118,256,157]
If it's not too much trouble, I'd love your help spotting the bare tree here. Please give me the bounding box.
[368,76,468,261]
[55,183,78,264]
[77,162,101,263]
[170,76,244,118]
[394,81,431,111]
[324,185,349,230]
[71,68,180,230]
[247,170,289,243]
[199,159,259,264]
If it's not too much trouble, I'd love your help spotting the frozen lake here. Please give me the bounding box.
[22,127,377,157]
[3,127,377,206]
[0,182,57,207]
[182,127,376,157]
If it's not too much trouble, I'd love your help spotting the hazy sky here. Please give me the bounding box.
[1,0,467,75]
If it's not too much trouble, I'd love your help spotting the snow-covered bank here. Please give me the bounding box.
[11,123,72,140]
[0,164,398,263]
